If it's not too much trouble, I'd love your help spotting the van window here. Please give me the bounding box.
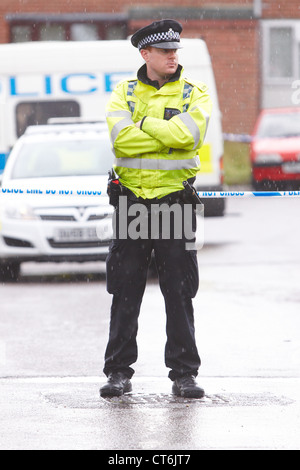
[15,100,80,137]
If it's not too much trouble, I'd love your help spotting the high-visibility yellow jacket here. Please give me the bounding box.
[106,65,212,199]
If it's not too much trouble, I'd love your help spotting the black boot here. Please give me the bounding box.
[172,375,205,398]
[100,372,132,398]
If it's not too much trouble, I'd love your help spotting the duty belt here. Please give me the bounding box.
[122,177,196,206]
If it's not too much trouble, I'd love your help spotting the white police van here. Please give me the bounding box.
[0,39,224,216]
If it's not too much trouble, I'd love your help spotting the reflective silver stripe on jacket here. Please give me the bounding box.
[114,155,200,171]
[106,110,134,146]
[176,113,200,150]
[194,106,210,141]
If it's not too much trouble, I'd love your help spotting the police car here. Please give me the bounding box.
[0,121,114,281]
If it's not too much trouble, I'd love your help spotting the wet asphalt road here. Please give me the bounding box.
[0,196,300,450]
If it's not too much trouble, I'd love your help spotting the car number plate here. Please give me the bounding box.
[54,227,98,242]
[282,162,300,174]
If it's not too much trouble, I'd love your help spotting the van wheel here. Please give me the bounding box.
[0,263,21,282]
[202,198,225,217]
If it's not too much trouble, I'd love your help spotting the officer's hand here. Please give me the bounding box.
[135,121,141,128]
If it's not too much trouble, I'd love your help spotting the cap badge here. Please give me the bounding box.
[167,28,175,39]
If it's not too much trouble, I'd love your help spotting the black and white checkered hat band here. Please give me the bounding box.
[138,30,180,50]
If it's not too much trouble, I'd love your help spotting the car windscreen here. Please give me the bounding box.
[256,112,300,138]
[11,137,114,179]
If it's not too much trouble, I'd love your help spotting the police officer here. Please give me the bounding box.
[100,19,212,399]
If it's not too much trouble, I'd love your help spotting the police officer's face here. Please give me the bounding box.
[141,47,179,82]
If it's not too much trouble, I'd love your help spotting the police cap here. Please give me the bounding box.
[131,19,183,51]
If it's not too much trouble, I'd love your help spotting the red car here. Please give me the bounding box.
[250,107,300,189]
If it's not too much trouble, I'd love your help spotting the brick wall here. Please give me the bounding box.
[262,0,300,18]
[199,20,260,134]
[0,0,255,43]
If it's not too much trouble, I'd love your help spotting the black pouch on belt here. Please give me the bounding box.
[107,169,122,207]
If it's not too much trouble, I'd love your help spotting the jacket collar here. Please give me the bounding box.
[137,64,183,89]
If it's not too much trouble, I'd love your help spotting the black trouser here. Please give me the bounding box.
[103,194,201,381]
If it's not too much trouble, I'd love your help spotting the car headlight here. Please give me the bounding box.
[255,153,283,164]
[4,203,37,220]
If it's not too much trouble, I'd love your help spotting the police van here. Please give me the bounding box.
[0,39,225,216]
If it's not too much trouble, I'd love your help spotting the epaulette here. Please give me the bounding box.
[184,78,208,93]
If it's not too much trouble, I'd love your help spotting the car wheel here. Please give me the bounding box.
[0,263,21,282]
[252,178,271,191]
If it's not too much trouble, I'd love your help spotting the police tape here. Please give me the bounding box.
[199,191,300,198]
[0,188,102,196]
[1,187,300,198]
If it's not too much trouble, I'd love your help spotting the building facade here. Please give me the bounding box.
[0,0,300,134]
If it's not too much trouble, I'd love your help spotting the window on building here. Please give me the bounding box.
[105,24,128,40]
[11,25,32,43]
[269,27,293,78]
[261,21,300,108]
[39,24,66,42]
[70,24,99,41]
[7,14,128,43]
